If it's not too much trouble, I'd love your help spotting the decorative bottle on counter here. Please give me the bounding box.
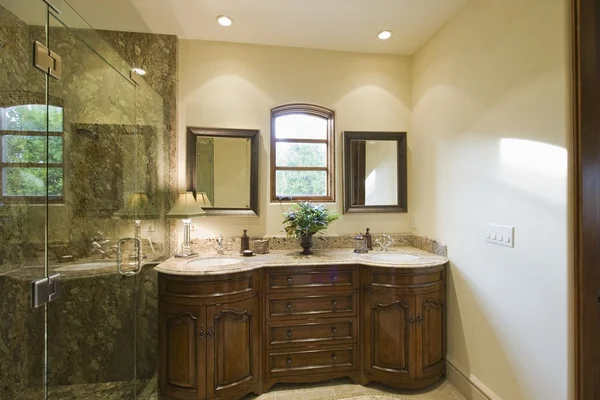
[365,228,373,250]
[240,229,250,253]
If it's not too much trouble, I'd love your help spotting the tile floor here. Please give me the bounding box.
[242,379,466,400]
[15,377,465,400]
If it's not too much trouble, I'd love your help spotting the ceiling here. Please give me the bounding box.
[62,0,467,55]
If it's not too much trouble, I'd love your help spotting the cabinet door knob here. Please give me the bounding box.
[199,325,206,339]
[416,315,423,323]
[207,327,214,337]
[331,326,337,335]
[287,277,293,285]
[286,302,292,311]
[286,329,293,339]
[409,315,416,324]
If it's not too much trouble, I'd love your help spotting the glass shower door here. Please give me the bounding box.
[46,4,142,399]
[0,1,50,399]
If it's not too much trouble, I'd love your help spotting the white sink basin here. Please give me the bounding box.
[369,253,421,262]
[187,258,243,268]
[54,261,116,272]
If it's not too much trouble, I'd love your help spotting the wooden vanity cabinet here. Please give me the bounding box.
[159,262,446,400]
[361,265,446,388]
[159,271,262,400]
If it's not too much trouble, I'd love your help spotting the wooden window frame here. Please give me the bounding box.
[270,103,335,202]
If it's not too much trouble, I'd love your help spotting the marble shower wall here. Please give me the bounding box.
[0,4,176,399]
[0,5,177,273]
[98,30,179,255]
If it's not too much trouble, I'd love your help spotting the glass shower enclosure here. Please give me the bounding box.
[0,1,170,398]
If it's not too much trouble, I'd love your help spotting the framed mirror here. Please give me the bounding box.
[343,131,407,213]
[186,127,259,216]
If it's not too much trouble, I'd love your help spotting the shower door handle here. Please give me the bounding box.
[117,237,142,276]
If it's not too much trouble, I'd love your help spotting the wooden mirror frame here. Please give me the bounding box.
[342,131,407,214]
[186,127,259,216]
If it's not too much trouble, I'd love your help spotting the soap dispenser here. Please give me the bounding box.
[365,228,373,250]
[240,229,250,254]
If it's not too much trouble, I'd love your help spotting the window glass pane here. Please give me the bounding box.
[2,135,63,163]
[276,170,327,197]
[275,114,327,139]
[3,167,63,196]
[2,105,63,132]
[276,142,326,167]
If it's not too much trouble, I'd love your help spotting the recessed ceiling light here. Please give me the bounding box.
[378,30,392,40]
[132,67,146,76]
[217,15,233,27]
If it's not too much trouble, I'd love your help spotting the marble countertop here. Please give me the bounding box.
[154,246,448,276]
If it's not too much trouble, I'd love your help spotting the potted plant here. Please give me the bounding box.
[282,201,339,255]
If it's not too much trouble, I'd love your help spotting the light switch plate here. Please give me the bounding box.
[484,224,514,247]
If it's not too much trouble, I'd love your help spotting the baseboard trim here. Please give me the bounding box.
[446,357,502,400]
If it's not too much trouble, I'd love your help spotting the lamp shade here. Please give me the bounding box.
[195,192,212,208]
[167,192,206,219]
[117,192,159,220]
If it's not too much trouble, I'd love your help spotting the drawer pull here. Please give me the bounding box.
[331,353,337,362]
[287,277,293,285]
[332,300,338,308]
[286,302,292,312]
[332,276,338,284]
[286,329,293,339]
[331,326,337,335]
[286,357,292,367]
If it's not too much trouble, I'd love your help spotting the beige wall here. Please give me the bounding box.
[412,0,571,399]
[179,40,413,238]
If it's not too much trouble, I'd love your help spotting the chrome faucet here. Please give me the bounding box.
[375,234,395,251]
[212,235,232,255]
[89,230,115,258]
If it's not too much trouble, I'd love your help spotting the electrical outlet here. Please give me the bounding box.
[484,224,514,247]
[146,220,156,232]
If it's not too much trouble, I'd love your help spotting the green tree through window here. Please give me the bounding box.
[0,105,64,201]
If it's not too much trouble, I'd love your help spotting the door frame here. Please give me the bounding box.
[572,0,600,399]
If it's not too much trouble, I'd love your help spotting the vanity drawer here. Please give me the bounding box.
[267,318,357,348]
[159,270,258,300]
[267,292,356,319]
[267,266,357,292]
[368,266,444,290]
[267,345,356,376]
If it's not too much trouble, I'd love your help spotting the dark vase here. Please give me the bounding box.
[300,234,314,255]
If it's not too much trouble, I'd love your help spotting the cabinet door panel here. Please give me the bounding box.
[206,296,260,399]
[416,290,445,379]
[159,302,205,400]
[363,292,415,380]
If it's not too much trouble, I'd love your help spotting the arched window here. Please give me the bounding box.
[270,103,335,202]
[0,104,64,202]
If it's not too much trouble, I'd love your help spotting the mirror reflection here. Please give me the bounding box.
[186,127,259,216]
[350,140,398,206]
[196,137,251,208]
[343,131,407,213]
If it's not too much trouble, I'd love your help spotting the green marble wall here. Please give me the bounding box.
[0,3,177,399]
